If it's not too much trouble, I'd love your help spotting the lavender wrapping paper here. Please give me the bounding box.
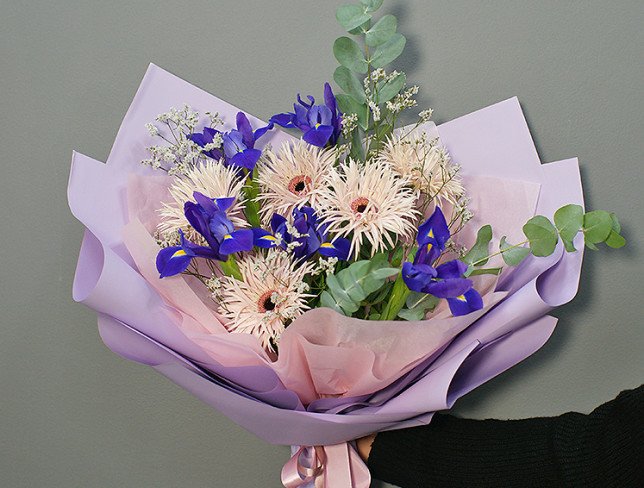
[68,64,584,460]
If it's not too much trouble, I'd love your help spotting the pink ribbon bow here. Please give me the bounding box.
[281,442,371,488]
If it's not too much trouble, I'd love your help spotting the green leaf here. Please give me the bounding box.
[336,93,369,129]
[605,213,626,248]
[349,127,365,160]
[242,171,262,228]
[334,66,366,103]
[463,224,493,266]
[583,210,613,246]
[334,37,368,74]
[370,33,406,68]
[320,290,345,315]
[376,72,406,103]
[554,204,583,252]
[523,215,558,257]
[397,308,426,321]
[466,267,503,277]
[336,5,372,32]
[326,274,360,314]
[609,213,622,233]
[348,19,371,35]
[499,236,531,266]
[405,291,439,311]
[379,274,410,320]
[360,0,384,13]
[365,14,397,47]
[220,255,242,281]
[605,230,626,248]
[321,255,399,317]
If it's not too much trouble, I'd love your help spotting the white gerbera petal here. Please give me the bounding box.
[218,250,314,353]
[317,159,420,258]
[257,141,335,222]
[158,161,246,242]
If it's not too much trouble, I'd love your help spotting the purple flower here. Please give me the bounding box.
[402,207,483,316]
[270,83,341,148]
[184,191,254,256]
[156,230,220,278]
[188,112,272,171]
[155,192,255,279]
[253,206,350,261]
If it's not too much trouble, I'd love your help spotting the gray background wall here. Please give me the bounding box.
[1,1,642,487]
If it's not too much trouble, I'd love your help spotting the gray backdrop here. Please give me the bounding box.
[1,1,642,487]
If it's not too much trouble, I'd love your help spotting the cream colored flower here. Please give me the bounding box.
[157,161,246,242]
[378,131,465,204]
[256,141,335,222]
[218,250,314,352]
[317,159,419,258]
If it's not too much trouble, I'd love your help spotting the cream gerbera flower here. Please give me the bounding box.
[218,250,314,352]
[257,141,335,222]
[378,131,465,204]
[157,161,246,242]
[317,159,420,258]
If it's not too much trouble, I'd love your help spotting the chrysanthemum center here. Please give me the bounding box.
[288,175,312,195]
[257,290,278,313]
[351,197,372,214]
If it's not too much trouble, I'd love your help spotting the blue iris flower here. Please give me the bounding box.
[253,206,350,261]
[156,192,254,278]
[270,83,341,148]
[402,207,483,316]
[156,229,220,279]
[188,112,272,171]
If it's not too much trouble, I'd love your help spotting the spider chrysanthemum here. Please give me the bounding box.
[158,161,246,242]
[256,141,335,222]
[378,131,465,204]
[217,250,314,353]
[317,159,420,258]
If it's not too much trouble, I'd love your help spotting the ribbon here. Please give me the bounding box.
[281,442,371,488]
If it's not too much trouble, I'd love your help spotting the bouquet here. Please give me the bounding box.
[68,1,625,486]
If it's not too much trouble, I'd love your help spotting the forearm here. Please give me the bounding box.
[366,386,643,488]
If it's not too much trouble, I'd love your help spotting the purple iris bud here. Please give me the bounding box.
[270,83,342,148]
[416,207,451,263]
[188,112,272,171]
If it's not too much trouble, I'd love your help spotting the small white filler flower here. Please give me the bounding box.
[317,159,419,258]
[378,131,465,204]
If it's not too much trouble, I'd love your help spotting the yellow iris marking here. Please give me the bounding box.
[262,235,277,241]
[427,229,434,238]
[426,242,433,252]
[224,234,233,240]
[455,295,466,302]
[320,242,334,248]
[315,123,321,129]
[172,250,187,258]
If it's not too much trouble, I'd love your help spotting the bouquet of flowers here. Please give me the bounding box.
[69,1,625,486]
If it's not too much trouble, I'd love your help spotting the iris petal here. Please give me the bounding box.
[447,288,484,316]
[303,125,334,147]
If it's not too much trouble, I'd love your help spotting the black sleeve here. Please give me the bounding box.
[367,385,644,488]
